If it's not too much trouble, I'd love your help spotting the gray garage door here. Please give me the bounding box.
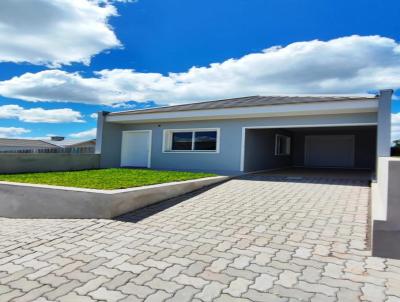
[304,135,355,168]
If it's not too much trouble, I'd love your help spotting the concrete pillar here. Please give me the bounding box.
[95,111,109,154]
[377,89,393,157]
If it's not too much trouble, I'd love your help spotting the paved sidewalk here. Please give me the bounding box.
[0,175,400,301]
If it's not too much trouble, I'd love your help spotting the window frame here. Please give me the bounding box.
[275,134,291,156]
[163,128,220,153]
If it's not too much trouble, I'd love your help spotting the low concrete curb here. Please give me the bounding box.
[0,176,229,219]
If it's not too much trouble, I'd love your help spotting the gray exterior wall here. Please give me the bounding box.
[244,129,292,172]
[0,154,100,174]
[292,127,377,169]
[100,121,122,168]
[100,112,377,173]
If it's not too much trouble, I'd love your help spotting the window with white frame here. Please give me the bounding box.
[164,129,219,152]
[275,134,291,156]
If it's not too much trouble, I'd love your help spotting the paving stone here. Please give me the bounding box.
[361,283,386,302]
[118,282,155,298]
[0,263,24,274]
[65,270,97,282]
[38,274,69,287]
[116,263,147,274]
[0,268,35,284]
[88,287,126,302]
[91,266,122,278]
[252,253,273,266]
[158,264,186,281]
[57,292,98,302]
[8,277,41,292]
[25,264,60,280]
[299,266,322,283]
[296,280,338,297]
[243,289,288,302]
[173,274,209,289]
[166,285,199,302]
[337,288,361,302]
[310,293,336,302]
[53,261,85,276]
[142,259,172,270]
[271,285,314,301]
[146,277,183,293]
[224,267,258,280]
[195,281,227,302]
[44,280,81,300]
[118,294,143,302]
[144,290,172,302]
[12,285,53,302]
[223,277,253,297]
[230,256,252,270]
[323,263,344,278]
[75,276,110,295]
[182,261,208,276]
[320,276,361,291]
[133,268,162,285]
[198,270,235,284]
[275,270,300,287]
[103,271,135,290]
[250,273,277,291]
[80,258,109,272]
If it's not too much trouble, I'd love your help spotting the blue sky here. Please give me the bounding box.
[0,0,399,140]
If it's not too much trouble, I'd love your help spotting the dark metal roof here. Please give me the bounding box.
[0,138,57,148]
[109,95,378,116]
[42,139,96,148]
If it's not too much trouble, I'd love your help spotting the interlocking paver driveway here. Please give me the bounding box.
[1,174,400,302]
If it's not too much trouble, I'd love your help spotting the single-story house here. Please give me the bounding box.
[0,138,57,153]
[96,89,392,174]
[43,136,96,150]
[0,137,96,153]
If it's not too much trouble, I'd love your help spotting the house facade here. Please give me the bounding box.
[96,89,392,175]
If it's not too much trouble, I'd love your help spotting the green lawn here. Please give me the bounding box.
[0,168,216,190]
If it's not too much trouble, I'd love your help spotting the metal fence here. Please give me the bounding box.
[0,147,95,154]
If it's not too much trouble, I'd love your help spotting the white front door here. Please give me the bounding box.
[304,135,355,168]
[121,131,151,167]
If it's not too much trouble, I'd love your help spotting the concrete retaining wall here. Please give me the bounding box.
[373,157,400,259]
[0,154,100,174]
[0,176,228,219]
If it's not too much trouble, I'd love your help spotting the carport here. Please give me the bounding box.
[241,125,377,173]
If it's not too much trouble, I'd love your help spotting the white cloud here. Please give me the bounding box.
[0,0,126,67]
[0,105,84,123]
[70,128,97,139]
[392,113,400,142]
[90,113,98,119]
[0,35,399,105]
[0,127,30,138]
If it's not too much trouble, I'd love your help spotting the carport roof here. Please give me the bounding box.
[109,95,378,116]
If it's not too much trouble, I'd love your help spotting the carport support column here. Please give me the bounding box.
[377,89,393,157]
[374,90,393,222]
[95,111,109,154]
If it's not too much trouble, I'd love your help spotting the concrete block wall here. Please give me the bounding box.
[0,154,100,174]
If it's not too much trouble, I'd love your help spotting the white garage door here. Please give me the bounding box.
[121,130,151,168]
[304,135,355,168]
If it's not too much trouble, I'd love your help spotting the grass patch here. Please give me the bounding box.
[0,168,217,190]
